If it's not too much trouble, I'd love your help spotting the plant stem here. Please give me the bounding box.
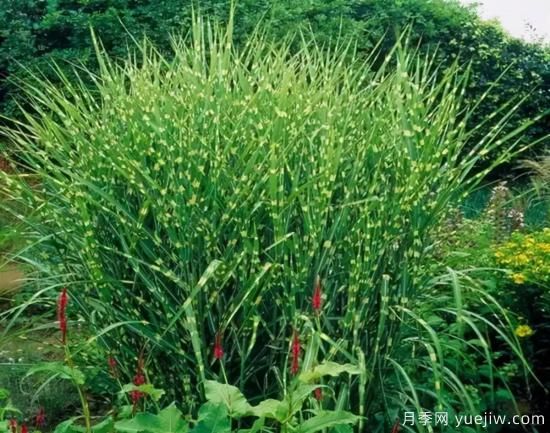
[65,345,91,433]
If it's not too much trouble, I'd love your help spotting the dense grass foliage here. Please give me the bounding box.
[1,0,548,168]
[0,16,535,425]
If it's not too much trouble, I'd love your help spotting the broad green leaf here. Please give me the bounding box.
[330,425,353,433]
[250,399,285,421]
[291,384,321,402]
[298,362,361,383]
[297,411,359,433]
[282,385,322,419]
[115,414,159,433]
[204,381,252,417]
[190,403,230,433]
[117,405,135,420]
[53,418,79,433]
[156,405,188,433]
[120,384,166,402]
[91,417,115,433]
[115,404,188,433]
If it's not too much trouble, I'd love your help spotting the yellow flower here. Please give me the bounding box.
[511,273,526,284]
[515,324,534,338]
[515,254,529,265]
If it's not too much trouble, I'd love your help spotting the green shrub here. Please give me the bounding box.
[0,14,533,425]
[494,229,550,287]
[432,200,550,418]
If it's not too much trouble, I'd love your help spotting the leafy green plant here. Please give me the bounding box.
[13,362,360,433]
[113,404,187,433]
[200,370,360,433]
[21,288,92,433]
[494,229,550,286]
[494,228,550,411]
[429,193,549,423]
[0,10,539,428]
[4,265,361,433]
[112,361,361,433]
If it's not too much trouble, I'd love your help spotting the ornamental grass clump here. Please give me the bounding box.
[0,12,536,421]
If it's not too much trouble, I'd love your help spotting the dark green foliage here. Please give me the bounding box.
[0,0,194,118]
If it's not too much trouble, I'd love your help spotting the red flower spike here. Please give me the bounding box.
[390,418,401,433]
[8,419,17,433]
[59,317,67,344]
[131,355,147,412]
[290,329,301,375]
[35,407,46,428]
[314,387,323,401]
[131,388,144,414]
[133,372,146,386]
[312,275,322,314]
[57,288,69,344]
[21,424,28,433]
[213,332,224,360]
[131,389,143,402]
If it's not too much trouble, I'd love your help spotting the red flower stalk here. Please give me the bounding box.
[390,418,401,433]
[290,329,301,375]
[57,287,69,344]
[134,372,146,386]
[108,355,118,378]
[313,387,323,401]
[131,389,143,409]
[213,332,224,360]
[8,419,17,433]
[312,275,322,314]
[21,424,28,433]
[35,407,46,428]
[131,355,146,411]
